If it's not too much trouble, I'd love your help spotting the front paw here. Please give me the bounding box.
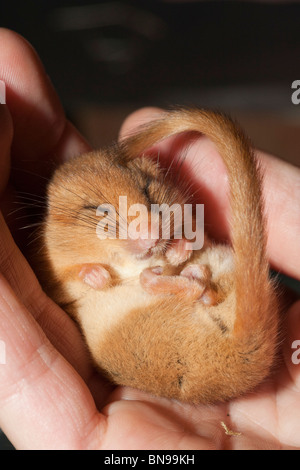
[180,264,218,306]
[139,266,205,301]
[78,264,111,289]
[140,264,218,306]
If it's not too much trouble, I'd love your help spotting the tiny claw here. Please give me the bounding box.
[126,215,160,257]
[180,264,211,282]
[151,266,163,275]
[181,264,218,306]
[140,266,205,299]
[166,238,193,266]
[199,288,218,306]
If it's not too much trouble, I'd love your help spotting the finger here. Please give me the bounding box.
[0,28,64,159]
[260,154,300,279]
[119,107,164,139]
[0,29,90,186]
[119,107,300,280]
[0,207,113,408]
[0,273,104,449]
[0,211,85,374]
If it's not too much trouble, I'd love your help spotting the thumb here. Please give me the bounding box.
[119,107,164,140]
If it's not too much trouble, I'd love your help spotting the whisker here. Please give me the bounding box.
[19,222,43,230]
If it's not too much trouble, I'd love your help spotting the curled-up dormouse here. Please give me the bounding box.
[40,108,279,404]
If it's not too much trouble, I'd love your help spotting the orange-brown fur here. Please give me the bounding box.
[41,108,279,404]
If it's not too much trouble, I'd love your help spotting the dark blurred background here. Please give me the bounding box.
[2,0,300,157]
[1,0,300,450]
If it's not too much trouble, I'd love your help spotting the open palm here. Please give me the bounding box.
[0,29,299,450]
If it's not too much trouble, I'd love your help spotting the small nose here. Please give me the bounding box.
[127,212,160,256]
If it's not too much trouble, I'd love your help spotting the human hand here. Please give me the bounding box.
[0,28,300,450]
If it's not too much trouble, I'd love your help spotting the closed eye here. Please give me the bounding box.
[83,205,113,218]
[143,177,152,202]
[82,204,98,211]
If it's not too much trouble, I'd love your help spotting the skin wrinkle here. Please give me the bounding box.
[0,211,54,319]
[14,345,61,403]
[232,405,281,449]
[0,207,104,392]
[44,364,90,444]
[275,392,295,446]
[0,306,46,404]
[25,290,99,384]
[0,245,92,382]
[0,279,50,370]
[229,381,282,444]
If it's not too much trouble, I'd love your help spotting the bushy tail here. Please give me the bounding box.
[120,108,277,339]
